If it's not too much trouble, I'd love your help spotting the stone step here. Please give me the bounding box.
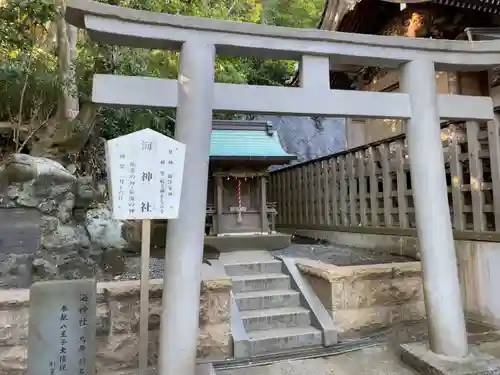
[225,260,283,277]
[240,306,311,331]
[247,326,323,356]
[232,273,291,293]
[234,289,301,311]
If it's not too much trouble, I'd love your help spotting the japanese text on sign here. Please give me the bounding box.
[59,305,68,372]
[106,128,186,220]
[78,293,89,375]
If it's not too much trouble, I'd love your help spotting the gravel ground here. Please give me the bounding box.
[271,236,413,266]
[112,257,167,281]
[111,238,414,281]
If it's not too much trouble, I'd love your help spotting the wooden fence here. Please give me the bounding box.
[268,120,500,241]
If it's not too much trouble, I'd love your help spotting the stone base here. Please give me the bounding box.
[400,342,500,375]
[204,233,291,252]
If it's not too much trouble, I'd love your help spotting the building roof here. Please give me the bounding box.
[210,129,295,159]
[320,0,500,35]
[209,120,295,161]
[291,0,500,89]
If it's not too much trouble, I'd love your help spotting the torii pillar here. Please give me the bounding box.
[158,41,215,375]
[400,60,468,357]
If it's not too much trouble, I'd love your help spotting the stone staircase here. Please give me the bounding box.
[221,252,324,356]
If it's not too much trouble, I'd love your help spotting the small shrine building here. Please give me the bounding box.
[206,120,296,236]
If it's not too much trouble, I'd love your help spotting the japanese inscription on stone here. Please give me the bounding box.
[0,208,41,255]
[106,128,186,220]
[27,279,97,375]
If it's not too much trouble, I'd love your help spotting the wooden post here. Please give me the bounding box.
[322,160,331,225]
[488,115,500,231]
[298,168,304,225]
[466,120,485,232]
[339,156,348,226]
[294,168,300,225]
[286,170,292,225]
[330,159,338,226]
[460,70,500,232]
[260,176,269,233]
[357,150,368,226]
[459,71,489,232]
[395,140,408,228]
[315,162,323,224]
[304,165,311,224]
[379,144,393,228]
[449,126,465,231]
[367,146,379,226]
[347,154,357,226]
[215,172,223,235]
[139,219,152,375]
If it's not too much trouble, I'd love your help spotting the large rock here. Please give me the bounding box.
[121,219,168,252]
[41,222,90,250]
[0,154,127,285]
[3,153,75,185]
[86,204,127,250]
[252,115,346,170]
[0,255,33,289]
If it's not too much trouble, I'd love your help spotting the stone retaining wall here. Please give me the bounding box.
[296,259,424,338]
[290,229,500,328]
[0,276,232,375]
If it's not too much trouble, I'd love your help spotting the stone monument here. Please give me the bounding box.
[27,279,97,375]
[0,208,41,288]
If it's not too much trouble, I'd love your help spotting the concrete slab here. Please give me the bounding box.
[216,344,417,375]
[107,363,216,375]
[400,342,500,375]
[219,250,275,264]
[271,243,412,266]
[205,234,291,252]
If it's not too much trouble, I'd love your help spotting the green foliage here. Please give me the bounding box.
[0,0,324,143]
[261,0,325,28]
[0,0,60,126]
[0,0,58,51]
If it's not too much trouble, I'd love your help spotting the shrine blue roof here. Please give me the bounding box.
[210,130,294,158]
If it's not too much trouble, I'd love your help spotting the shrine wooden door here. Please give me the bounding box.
[218,176,262,234]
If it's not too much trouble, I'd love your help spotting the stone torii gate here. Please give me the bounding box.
[66,1,500,374]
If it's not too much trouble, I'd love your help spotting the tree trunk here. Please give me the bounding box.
[55,0,79,123]
[29,1,99,163]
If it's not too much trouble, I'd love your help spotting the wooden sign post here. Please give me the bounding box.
[106,128,186,375]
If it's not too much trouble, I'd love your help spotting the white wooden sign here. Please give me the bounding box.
[106,128,186,220]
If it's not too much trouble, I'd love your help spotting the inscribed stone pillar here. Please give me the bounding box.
[27,280,97,375]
